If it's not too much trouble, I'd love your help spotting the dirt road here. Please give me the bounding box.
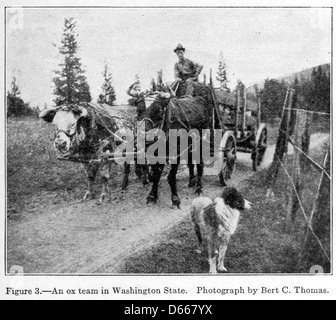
[6,133,329,274]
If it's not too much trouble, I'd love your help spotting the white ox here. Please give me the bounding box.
[40,104,148,204]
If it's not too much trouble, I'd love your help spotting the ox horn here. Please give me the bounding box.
[157,91,171,99]
[39,107,58,123]
[167,85,176,98]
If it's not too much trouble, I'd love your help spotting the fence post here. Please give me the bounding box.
[286,110,307,225]
[242,88,247,131]
[300,113,312,171]
[267,88,295,184]
[257,94,261,129]
[235,87,241,134]
[284,88,296,166]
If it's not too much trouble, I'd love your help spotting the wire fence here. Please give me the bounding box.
[269,90,331,266]
[284,107,330,116]
[276,152,330,263]
[278,127,331,180]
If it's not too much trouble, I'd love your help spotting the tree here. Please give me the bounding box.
[149,78,156,92]
[9,76,20,97]
[53,17,91,106]
[7,76,22,116]
[298,66,330,114]
[259,78,287,121]
[216,52,229,91]
[7,76,37,117]
[310,66,330,113]
[97,64,116,106]
[7,76,28,117]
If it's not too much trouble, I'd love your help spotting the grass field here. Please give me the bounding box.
[7,117,83,213]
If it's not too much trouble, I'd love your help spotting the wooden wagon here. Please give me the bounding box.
[57,72,267,189]
[207,75,268,186]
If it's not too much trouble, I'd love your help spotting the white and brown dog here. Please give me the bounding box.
[190,187,252,273]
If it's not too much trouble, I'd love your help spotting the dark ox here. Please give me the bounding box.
[39,104,148,204]
[142,86,213,208]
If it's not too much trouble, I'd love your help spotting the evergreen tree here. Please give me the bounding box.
[149,78,156,92]
[216,52,229,91]
[311,66,330,113]
[8,76,20,97]
[53,18,91,106]
[97,64,116,106]
[7,76,35,117]
[259,78,287,121]
[299,66,330,113]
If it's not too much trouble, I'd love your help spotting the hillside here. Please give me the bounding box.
[247,63,330,94]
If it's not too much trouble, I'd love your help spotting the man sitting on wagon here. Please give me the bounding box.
[172,44,203,97]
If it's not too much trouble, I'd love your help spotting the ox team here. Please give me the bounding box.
[40,44,253,274]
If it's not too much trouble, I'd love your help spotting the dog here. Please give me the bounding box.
[190,187,252,273]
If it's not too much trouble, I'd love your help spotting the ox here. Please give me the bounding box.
[141,85,213,208]
[39,103,148,204]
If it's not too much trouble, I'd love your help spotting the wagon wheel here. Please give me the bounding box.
[218,132,237,186]
[252,124,267,171]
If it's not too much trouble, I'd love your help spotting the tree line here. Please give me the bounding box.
[255,65,330,122]
[215,52,330,122]
[7,76,40,117]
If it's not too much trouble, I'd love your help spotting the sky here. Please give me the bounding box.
[5,6,331,107]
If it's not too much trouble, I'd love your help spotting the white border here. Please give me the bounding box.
[1,0,335,300]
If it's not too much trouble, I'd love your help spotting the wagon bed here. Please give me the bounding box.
[208,78,267,185]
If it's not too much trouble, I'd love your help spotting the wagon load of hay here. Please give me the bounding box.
[214,90,257,129]
[166,82,213,129]
[86,102,137,135]
[168,96,211,129]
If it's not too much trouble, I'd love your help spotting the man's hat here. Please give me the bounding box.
[173,44,185,53]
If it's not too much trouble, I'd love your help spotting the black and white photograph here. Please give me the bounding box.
[1,1,334,300]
